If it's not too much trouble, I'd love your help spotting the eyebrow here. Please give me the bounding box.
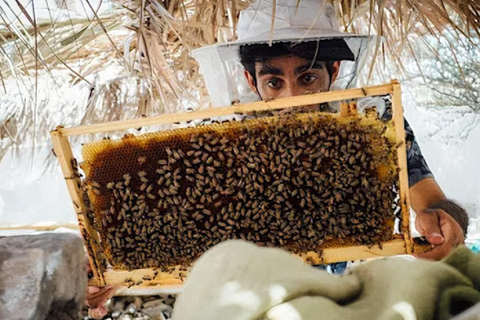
[257,63,284,77]
[295,61,324,75]
[257,61,325,77]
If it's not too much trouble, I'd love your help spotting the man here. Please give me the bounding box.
[237,40,467,262]
[192,0,468,261]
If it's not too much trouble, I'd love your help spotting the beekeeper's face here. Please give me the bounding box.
[245,55,340,101]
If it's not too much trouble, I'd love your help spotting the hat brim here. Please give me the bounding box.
[193,29,379,60]
[241,38,358,61]
[231,28,372,46]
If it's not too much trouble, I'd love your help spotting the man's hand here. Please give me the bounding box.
[84,257,118,319]
[409,178,467,260]
[414,208,465,260]
[87,285,118,319]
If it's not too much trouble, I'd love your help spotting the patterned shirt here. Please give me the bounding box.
[380,99,434,187]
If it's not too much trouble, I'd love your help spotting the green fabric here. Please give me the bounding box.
[439,247,480,319]
[444,246,480,290]
[172,242,480,320]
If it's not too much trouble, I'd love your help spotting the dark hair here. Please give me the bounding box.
[239,39,354,85]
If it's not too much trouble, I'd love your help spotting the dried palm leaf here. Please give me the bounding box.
[1,0,479,178]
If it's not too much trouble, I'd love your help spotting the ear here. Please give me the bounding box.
[244,70,258,94]
[330,61,341,84]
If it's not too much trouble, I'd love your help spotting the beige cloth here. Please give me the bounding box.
[172,241,480,320]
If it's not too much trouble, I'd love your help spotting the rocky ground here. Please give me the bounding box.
[81,294,176,320]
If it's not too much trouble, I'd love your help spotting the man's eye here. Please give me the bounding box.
[301,74,318,85]
[266,78,282,89]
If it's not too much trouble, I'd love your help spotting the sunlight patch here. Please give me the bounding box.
[220,281,261,310]
[269,284,288,305]
[266,303,303,320]
[392,301,417,320]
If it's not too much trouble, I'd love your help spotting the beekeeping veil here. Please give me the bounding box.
[192,0,380,108]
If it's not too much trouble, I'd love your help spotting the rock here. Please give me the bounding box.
[105,297,113,310]
[143,298,164,309]
[134,297,143,310]
[126,302,137,314]
[142,304,172,317]
[112,311,121,318]
[161,296,175,306]
[0,233,87,320]
[146,313,166,320]
[112,300,126,312]
[163,305,173,314]
[118,314,133,320]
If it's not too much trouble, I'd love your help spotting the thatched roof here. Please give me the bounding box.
[2,0,479,89]
[1,0,479,100]
[0,0,479,163]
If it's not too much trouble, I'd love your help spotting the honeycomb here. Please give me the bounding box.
[81,110,399,270]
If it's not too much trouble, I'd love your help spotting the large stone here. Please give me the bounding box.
[0,233,87,320]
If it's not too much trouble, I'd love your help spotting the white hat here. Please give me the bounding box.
[234,0,369,47]
[192,0,378,107]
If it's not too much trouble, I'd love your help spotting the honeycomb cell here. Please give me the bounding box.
[81,111,399,270]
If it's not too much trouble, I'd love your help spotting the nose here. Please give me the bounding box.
[277,81,304,98]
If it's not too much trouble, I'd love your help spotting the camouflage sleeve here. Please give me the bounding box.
[403,119,434,187]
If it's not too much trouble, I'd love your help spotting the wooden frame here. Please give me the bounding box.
[0,224,79,231]
[51,80,427,289]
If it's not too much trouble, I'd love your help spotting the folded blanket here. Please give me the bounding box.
[172,241,480,320]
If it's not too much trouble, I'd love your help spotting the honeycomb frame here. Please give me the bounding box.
[51,80,427,289]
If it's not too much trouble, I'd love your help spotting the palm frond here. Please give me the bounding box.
[1,0,480,175]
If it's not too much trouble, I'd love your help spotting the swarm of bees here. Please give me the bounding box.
[82,111,399,270]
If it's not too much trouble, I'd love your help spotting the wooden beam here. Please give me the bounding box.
[101,236,432,290]
[59,83,394,137]
[299,237,408,265]
[0,224,79,231]
[103,265,186,287]
[391,80,413,254]
[101,241,404,288]
[50,129,106,286]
